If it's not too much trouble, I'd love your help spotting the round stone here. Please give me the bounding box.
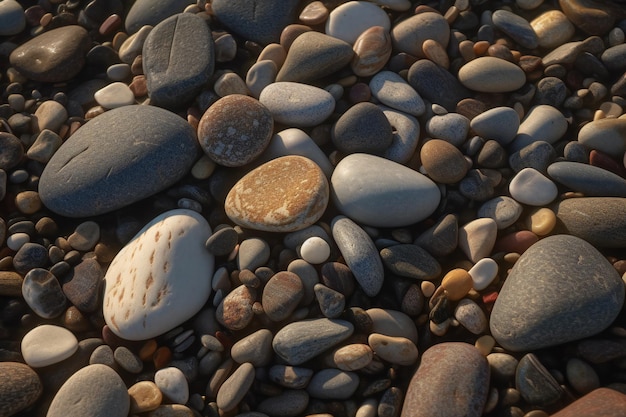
[259,82,335,127]
[425,113,470,147]
[468,258,499,291]
[458,57,526,93]
[300,237,330,264]
[525,207,556,236]
[509,168,558,206]
[331,102,392,154]
[420,139,469,184]
[128,381,162,414]
[441,268,473,301]
[325,1,390,45]
[155,366,189,404]
[262,271,303,322]
[391,12,450,58]
[21,324,78,368]
[469,106,520,146]
[477,196,523,229]
[307,369,359,399]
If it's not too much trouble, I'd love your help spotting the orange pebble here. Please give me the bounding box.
[441,268,473,301]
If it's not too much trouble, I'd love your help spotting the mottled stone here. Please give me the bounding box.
[380,244,441,280]
[420,139,469,183]
[351,26,393,77]
[62,258,103,313]
[516,353,563,405]
[458,57,526,93]
[0,362,42,416]
[262,271,303,322]
[407,59,470,111]
[22,268,66,319]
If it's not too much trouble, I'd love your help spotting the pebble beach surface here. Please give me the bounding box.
[2,0,626,416]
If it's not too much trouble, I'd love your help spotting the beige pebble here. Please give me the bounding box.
[258,43,287,68]
[15,191,42,214]
[475,335,496,356]
[147,404,195,417]
[351,26,392,77]
[422,39,449,69]
[458,56,526,93]
[190,154,216,180]
[368,333,418,366]
[441,268,473,301]
[119,25,152,64]
[214,71,249,97]
[429,318,450,336]
[332,344,374,371]
[128,381,162,413]
[421,281,436,298]
[530,10,575,49]
[566,358,600,395]
[525,207,556,236]
[34,100,67,133]
[516,0,543,10]
[299,1,328,25]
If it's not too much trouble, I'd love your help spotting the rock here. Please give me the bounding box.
[513,105,568,151]
[62,258,103,313]
[212,0,300,45]
[468,257,499,291]
[531,10,576,49]
[0,0,25,36]
[509,141,556,174]
[155,366,188,404]
[379,244,441,280]
[331,102,392,154]
[488,353,519,383]
[0,132,24,171]
[441,268,473,301]
[351,26,393,77]
[470,106,520,146]
[125,0,193,33]
[257,389,309,416]
[217,362,255,411]
[425,113,470,147]
[22,268,67,319]
[21,324,78,368]
[269,365,313,389]
[414,214,458,257]
[47,364,129,417]
[516,353,563,405]
[231,329,273,366]
[307,369,359,399]
[259,82,335,127]
[548,161,626,197]
[314,283,345,318]
[128,381,162,414]
[326,1,391,45]
[94,82,135,109]
[553,197,626,247]
[33,100,67,133]
[368,333,418,365]
[490,234,625,351]
[332,344,373,371]
[558,0,625,36]
[331,215,384,296]
[300,237,331,264]
[577,118,626,159]
[216,285,256,331]
[10,25,91,83]
[420,139,469,183]
[458,218,497,263]
[454,298,488,334]
[401,343,490,417]
[147,404,195,416]
[391,12,449,57]
[225,156,328,232]
[407,59,470,111]
[262,271,303,322]
[369,70,425,117]
[509,167,558,206]
[237,238,270,271]
[566,358,600,395]
[0,362,42,416]
[380,106,421,164]
[205,227,238,257]
[246,60,277,99]
[331,153,440,227]
[272,318,354,365]
[103,209,214,341]
[276,31,353,83]
[551,387,626,417]
[67,221,100,251]
[492,9,539,49]
[478,196,523,229]
[458,57,526,93]
[143,13,214,110]
[39,105,198,217]
[366,308,418,345]
[198,95,273,167]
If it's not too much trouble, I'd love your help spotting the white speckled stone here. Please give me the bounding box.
[103,209,214,340]
[369,71,425,116]
[94,82,135,109]
[509,168,558,206]
[454,298,488,334]
[259,82,335,127]
[468,258,499,291]
[21,325,78,368]
[325,1,391,45]
[331,153,440,227]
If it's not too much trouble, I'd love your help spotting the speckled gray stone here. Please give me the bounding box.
[548,161,626,197]
[508,141,556,174]
[331,102,392,154]
[516,353,563,405]
[125,0,194,34]
[490,234,625,351]
[307,369,359,400]
[407,59,470,111]
[414,214,458,257]
[492,9,539,49]
[380,244,441,280]
[39,105,198,217]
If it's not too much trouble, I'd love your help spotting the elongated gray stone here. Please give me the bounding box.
[547,161,626,197]
[39,105,198,217]
[490,235,624,351]
[125,0,193,34]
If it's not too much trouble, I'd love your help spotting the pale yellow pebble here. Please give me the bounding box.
[191,154,216,180]
[355,398,378,417]
[504,252,521,264]
[475,335,496,356]
[429,319,450,336]
[421,280,436,298]
[147,404,195,417]
[367,333,418,366]
[444,6,460,25]
[593,109,606,121]
[15,190,42,214]
[332,343,374,371]
[128,380,162,413]
[441,268,473,301]
[526,207,556,236]
[422,39,450,69]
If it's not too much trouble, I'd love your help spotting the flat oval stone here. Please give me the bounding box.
[103,209,214,341]
[331,102,392,154]
[468,257,499,291]
[307,369,359,400]
[369,70,425,117]
[470,107,520,146]
[420,139,469,183]
[509,167,558,206]
[454,298,488,334]
[391,12,450,58]
[39,105,198,217]
[553,197,626,248]
[512,105,568,152]
[333,344,373,371]
[10,25,91,83]
[217,362,255,412]
[551,387,626,417]
[548,161,626,197]
[0,0,25,36]
[216,284,256,331]
[225,155,329,232]
[509,141,557,173]
[125,0,192,33]
[531,10,576,49]
[262,271,303,322]
[143,12,214,110]
[577,118,626,159]
[0,362,42,416]
[458,57,526,93]
[351,26,392,77]
[516,353,563,405]
[478,196,523,229]
[259,82,335,127]
[21,324,78,368]
[492,9,539,49]
[231,329,273,366]
[47,364,129,417]
[325,1,390,45]
[94,82,135,109]
[272,318,354,365]
[490,234,625,351]
[401,342,490,417]
[368,333,418,365]
[22,268,67,319]
[331,153,440,227]
[366,308,418,345]
[380,244,441,280]
[407,59,470,111]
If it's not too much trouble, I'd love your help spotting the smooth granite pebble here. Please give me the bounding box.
[470,107,520,146]
[217,362,255,411]
[368,333,418,365]
[21,324,78,368]
[454,298,488,334]
[314,283,345,318]
[326,1,391,45]
[425,112,470,147]
[259,82,335,127]
[128,380,162,414]
[391,12,449,57]
[62,258,103,313]
[420,139,469,183]
[380,106,421,164]
[407,59,470,111]
[548,161,626,197]
[231,329,273,366]
[512,105,568,151]
[155,366,188,404]
[551,387,626,417]
[468,257,499,291]
[380,244,441,280]
[39,105,198,217]
[262,271,303,321]
[414,213,458,257]
[490,234,625,351]
[103,209,214,340]
[33,100,67,133]
[577,118,626,158]
[516,353,563,405]
[509,141,556,173]
[458,57,527,93]
[369,71,425,116]
[125,0,192,33]
[367,308,418,344]
[94,82,135,109]
[0,362,42,416]
[332,102,392,154]
[216,284,256,331]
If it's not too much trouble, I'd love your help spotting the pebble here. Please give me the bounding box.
[478,196,523,229]
[414,213,458,257]
[272,318,354,365]
[577,117,626,158]
[525,207,556,236]
[366,308,418,345]
[39,105,198,217]
[407,59,470,111]
[262,271,303,321]
[368,333,418,365]
[307,369,359,399]
[401,343,490,417]
[559,0,623,36]
[441,268,473,301]
[531,10,574,49]
[27,129,62,163]
[257,389,309,417]
[320,261,355,298]
[114,346,143,373]
[351,26,393,77]
[217,362,255,411]
[331,102,392,154]
[391,12,450,57]
[369,71,425,116]
[315,284,345,318]
[380,106,421,163]
[490,234,625,351]
[332,344,372,371]
[469,257,499,291]
[331,153,440,227]
[124,0,190,33]
[454,298,488,334]
[0,362,42,416]
[33,100,67,133]
[0,132,24,170]
[198,94,273,167]
[128,381,162,414]
[155,366,188,404]
[22,268,67,319]
[550,387,626,417]
[326,1,391,45]
[21,324,78,368]
[47,364,130,417]
[237,239,270,271]
[300,237,330,264]
[259,82,335,127]
[269,365,313,389]
[553,197,626,247]
[277,31,353,83]
[426,113,470,147]
[205,227,238,257]
[513,105,568,151]
[566,358,600,395]
[10,25,91,83]
[458,218,498,263]
[231,329,273,366]
[147,404,195,416]
[216,285,256,330]
[103,209,214,340]
[509,141,556,174]
[516,353,563,406]
[62,258,103,313]
[458,57,527,93]
[470,106,520,146]
[94,82,135,109]
[548,161,626,197]
[420,139,469,183]
[89,344,115,367]
[509,167,558,206]
[246,60,277,99]
[6,232,29,251]
[492,9,539,50]
[0,0,25,36]
[380,244,441,280]
[225,156,329,232]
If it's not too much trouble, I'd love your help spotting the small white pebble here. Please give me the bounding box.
[300,236,330,264]
[6,232,30,251]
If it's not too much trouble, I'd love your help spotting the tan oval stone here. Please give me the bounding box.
[333,344,374,371]
[526,207,556,236]
[422,39,449,69]
[420,139,468,184]
[368,333,418,366]
[351,26,392,77]
[262,271,303,322]
[225,155,329,232]
[147,404,195,417]
[530,10,576,49]
[128,380,162,413]
[441,268,473,301]
[458,57,526,93]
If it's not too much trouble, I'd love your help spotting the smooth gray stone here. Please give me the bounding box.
[272,318,354,365]
[307,369,359,400]
[601,43,626,72]
[516,353,563,406]
[407,59,470,111]
[414,213,458,257]
[470,106,520,146]
[508,141,556,174]
[331,215,384,297]
[553,197,626,247]
[211,0,301,45]
[125,0,194,34]
[61,258,102,313]
[380,244,441,280]
[143,13,214,110]
[22,268,67,319]
[0,0,25,37]
[332,102,392,154]
[477,196,523,229]
[490,235,625,351]
[548,161,626,197]
[563,141,589,163]
[39,105,198,217]
[13,243,48,275]
[492,9,539,49]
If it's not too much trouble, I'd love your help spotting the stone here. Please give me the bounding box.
[21,324,78,368]
[577,118,626,159]
[326,1,391,45]
[332,344,373,371]
[492,9,539,49]
[458,218,497,263]
[47,364,130,417]
[231,329,273,366]
[0,362,42,416]
[401,343,490,417]
[257,390,309,416]
[217,362,255,411]
[22,268,67,319]
[509,167,558,206]
[307,369,359,399]
[468,257,499,291]
[531,10,576,49]
[300,237,330,264]
[27,129,62,163]
[509,141,556,174]
[380,244,441,280]
[331,102,392,154]
[147,404,195,416]
[314,283,345,318]
[566,358,600,395]
[103,209,214,341]
[420,139,469,183]
[512,105,568,152]
[391,12,449,57]
[237,238,270,271]
[516,353,563,405]
[454,298,488,334]
[93,82,135,109]
[366,308,418,345]
[269,365,314,389]
[478,196,523,229]
[470,106,520,146]
[551,387,626,417]
[155,366,188,404]
[10,25,91,83]
[331,153,440,227]
[225,156,329,232]
[212,0,301,45]
[262,271,303,322]
[125,0,194,34]
[552,197,626,248]
[559,0,625,36]
[0,0,25,36]
[369,70,425,117]
[407,59,470,111]
[368,333,418,366]
[414,214,458,257]
[380,106,421,164]
[0,132,24,170]
[33,100,67,133]
[143,13,214,110]
[246,60,277,99]
[259,82,335,127]
[198,95,273,167]
[216,285,256,330]
[62,258,103,313]
[331,215,384,297]
[128,381,162,414]
[39,105,198,217]
[458,57,526,93]
[351,26,393,77]
[548,161,626,197]
[277,31,353,83]
[426,113,470,147]
[272,318,354,365]
[490,234,625,351]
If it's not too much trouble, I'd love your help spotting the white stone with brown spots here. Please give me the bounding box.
[225,155,329,232]
[103,209,214,341]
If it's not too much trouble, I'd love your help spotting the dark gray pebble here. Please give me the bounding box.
[13,242,48,275]
[508,141,556,174]
[61,258,103,313]
[380,244,441,280]
[548,161,626,197]
[22,268,67,319]
[331,102,392,154]
[407,59,470,112]
[515,353,563,406]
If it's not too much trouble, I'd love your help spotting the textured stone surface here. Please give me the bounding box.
[458,57,527,93]
[125,0,193,34]
[407,59,470,111]
[551,387,626,417]
[548,161,626,197]
[0,362,42,417]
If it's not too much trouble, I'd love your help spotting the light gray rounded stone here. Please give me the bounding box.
[237,238,270,272]
[511,105,567,152]
[307,369,359,399]
[370,71,425,116]
[425,112,470,147]
[259,82,335,127]
[577,118,626,158]
[380,106,421,164]
[477,196,523,229]
[125,0,193,34]
[470,107,520,146]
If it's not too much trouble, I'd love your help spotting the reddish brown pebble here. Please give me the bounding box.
[422,39,449,69]
[456,98,487,120]
[0,362,43,416]
[493,230,539,254]
[216,285,257,330]
[99,14,122,36]
[551,387,626,417]
[349,83,371,104]
[153,346,172,370]
[139,339,158,362]
[129,75,148,97]
[299,1,329,25]
[280,24,312,50]
[420,139,469,184]
[590,150,626,178]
